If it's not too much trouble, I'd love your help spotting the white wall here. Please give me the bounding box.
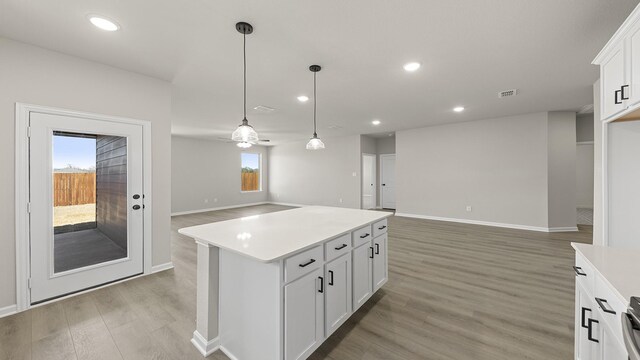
[171,136,269,214]
[396,112,551,229]
[547,112,577,229]
[0,38,173,310]
[376,136,396,154]
[268,136,361,208]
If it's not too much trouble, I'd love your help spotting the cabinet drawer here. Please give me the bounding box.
[574,253,594,294]
[325,234,351,262]
[352,225,373,248]
[372,219,388,238]
[594,273,627,344]
[285,245,323,283]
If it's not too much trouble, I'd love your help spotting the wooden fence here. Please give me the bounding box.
[241,172,260,191]
[53,173,96,206]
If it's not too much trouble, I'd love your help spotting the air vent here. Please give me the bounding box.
[498,89,518,98]
[253,105,275,112]
[327,125,343,130]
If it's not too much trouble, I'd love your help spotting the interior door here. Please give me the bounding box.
[29,111,144,303]
[362,154,375,209]
[381,154,396,209]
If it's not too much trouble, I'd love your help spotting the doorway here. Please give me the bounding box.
[380,154,396,210]
[16,105,150,306]
[362,154,376,209]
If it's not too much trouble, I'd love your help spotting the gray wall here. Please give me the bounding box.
[376,136,396,154]
[396,112,551,228]
[268,136,361,208]
[576,143,594,209]
[577,114,595,142]
[0,38,173,309]
[96,135,128,249]
[171,136,269,214]
[547,112,577,229]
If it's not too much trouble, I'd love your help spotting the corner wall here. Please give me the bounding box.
[547,112,577,230]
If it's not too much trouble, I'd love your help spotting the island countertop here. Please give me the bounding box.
[178,206,393,263]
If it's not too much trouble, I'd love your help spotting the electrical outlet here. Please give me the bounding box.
[214,198,218,203]
[466,205,472,212]
[352,172,357,177]
[204,199,209,204]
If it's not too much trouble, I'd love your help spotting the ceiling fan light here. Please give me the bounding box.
[231,120,259,143]
[306,136,325,150]
[237,141,253,148]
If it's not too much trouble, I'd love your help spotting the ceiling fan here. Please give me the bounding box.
[216,137,271,147]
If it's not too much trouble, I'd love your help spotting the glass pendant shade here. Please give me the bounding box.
[306,135,325,150]
[236,141,252,148]
[231,119,259,143]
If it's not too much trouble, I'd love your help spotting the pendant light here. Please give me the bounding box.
[231,22,259,144]
[306,65,325,150]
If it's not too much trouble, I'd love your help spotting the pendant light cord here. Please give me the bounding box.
[313,71,317,136]
[243,32,247,121]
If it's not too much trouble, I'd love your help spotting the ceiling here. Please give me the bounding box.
[1,0,638,144]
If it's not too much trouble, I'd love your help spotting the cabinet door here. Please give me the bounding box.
[576,283,595,360]
[596,311,628,360]
[285,268,324,360]
[373,234,388,292]
[629,21,640,107]
[325,254,352,337]
[601,43,627,120]
[352,242,373,311]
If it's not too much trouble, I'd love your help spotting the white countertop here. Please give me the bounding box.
[572,243,640,304]
[179,206,393,263]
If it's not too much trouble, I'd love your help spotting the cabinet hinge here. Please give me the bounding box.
[27,126,31,138]
[27,203,31,213]
[28,278,32,289]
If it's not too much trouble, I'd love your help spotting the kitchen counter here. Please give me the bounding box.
[572,243,640,304]
[179,206,392,262]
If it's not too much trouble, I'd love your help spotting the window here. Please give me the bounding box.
[241,153,261,192]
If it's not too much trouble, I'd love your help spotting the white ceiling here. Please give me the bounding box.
[1,0,638,144]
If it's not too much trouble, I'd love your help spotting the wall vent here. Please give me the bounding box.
[498,89,518,98]
[253,105,275,112]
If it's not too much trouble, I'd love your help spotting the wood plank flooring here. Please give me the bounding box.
[0,204,591,359]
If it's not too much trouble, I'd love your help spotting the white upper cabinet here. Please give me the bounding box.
[594,4,640,122]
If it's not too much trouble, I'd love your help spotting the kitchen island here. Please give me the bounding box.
[178,206,392,360]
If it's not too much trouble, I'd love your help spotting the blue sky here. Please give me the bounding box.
[241,153,260,170]
[53,135,96,169]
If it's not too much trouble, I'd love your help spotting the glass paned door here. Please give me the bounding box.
[30,112,144,303]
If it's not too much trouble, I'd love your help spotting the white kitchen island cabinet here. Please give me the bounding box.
[179,206,392,360]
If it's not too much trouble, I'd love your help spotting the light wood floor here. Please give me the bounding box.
[0,204,591,360]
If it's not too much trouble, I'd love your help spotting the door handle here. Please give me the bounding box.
[615,89,623,104]
[133,194,141,199]
[622,85,630,100]
[382,184,386,186]
[375,243,380,255]
[328,270,334,286]
[595,298,616,315]
[581,307,591,328]
[132,205,141,210]
[587,318,599,343]
[318,276,324,293]
[369,247,374,259]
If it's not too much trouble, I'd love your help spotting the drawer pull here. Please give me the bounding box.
[622,85,630,100]
[318,276,324,293]
[369,247,374,259]
[573,266,587,276]
[375,243,380,255]
[328,270,334,286]
[299,259,316,268]
[587,318,599,343]
[581,307,591,328]
[334,244,348,250]
[360,233,370,239]
[378,225,387,230]
[595,298,616,315]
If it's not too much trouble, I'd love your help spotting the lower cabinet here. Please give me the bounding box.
[285,268,324,360]
[352,241,373,311]
[576,282,597,360]
[373,233,388,291]
[325,253,352,337]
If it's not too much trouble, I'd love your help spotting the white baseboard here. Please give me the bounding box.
[151,262,174,273]
[0,304,17,319]
[171,202,269,216]
[394,212,563,233]
[219,346,240,360]
[548,227,580,232]
[191,331,220,357]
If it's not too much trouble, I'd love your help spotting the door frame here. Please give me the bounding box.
[379,153,395,209]
[361,153,376,209]
[15,103,153,311]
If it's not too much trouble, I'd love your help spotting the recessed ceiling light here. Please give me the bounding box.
[403,62,421,72]
[372,120,381,126]
[297,95,309,102]
[89,16,120,31]
[453,106,465,112]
